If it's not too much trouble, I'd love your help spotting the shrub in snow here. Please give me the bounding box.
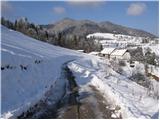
[117,67,123,75]
[147,81,159,99]
[110,60,124,75]
[6,65,10,69]
[129,60,135,67]
[130,72,149,87]
[142,38,149,43]
[1,64,15,70]
[128,47,144,62]
[110,60,118,69]
[115,105,121,111]
[145,49,159,66]
[1,66,5,70]
[20,64,28,70]
[118,60,126,66]
[35,60,42,64]
[130,72,155,90]
[110,105,122,119]
[133,64,145,74]
[130,72,145,82]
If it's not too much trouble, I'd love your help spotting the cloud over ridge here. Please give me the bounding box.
[53,7,66,14]
[127,3,147,16]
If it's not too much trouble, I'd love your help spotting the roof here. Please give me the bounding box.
[87,33,115,40]
[101,48,116,54]
[89,51,99,55]
[111,49,127,56]
[77,50,84,52]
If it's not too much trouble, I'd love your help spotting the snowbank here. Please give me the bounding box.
[68,58,159,118]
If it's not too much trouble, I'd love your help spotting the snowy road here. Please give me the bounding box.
[58,66,122,119]
[18,63,121,119]
[58,85,122,119]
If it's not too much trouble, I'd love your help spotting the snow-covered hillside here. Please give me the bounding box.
[1,26,159,119]
[87,32,158,49]
[1,25,86,118]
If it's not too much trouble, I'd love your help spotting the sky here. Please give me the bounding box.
[1,0,159,36]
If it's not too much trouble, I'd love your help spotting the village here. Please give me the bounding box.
[1,0,159,119]
[77,33,159,84]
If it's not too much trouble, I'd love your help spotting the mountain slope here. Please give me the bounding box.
[46,18,102,36]
[43,18,156,38]
[1,25,158,119]
[99,21,156,38]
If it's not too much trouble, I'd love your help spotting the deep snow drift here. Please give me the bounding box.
[1,26,159,118]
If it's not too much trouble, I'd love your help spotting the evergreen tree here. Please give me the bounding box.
[45,31,49,40]
[57,32,62,46]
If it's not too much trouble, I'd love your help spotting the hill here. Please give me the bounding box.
[43,18,156,38]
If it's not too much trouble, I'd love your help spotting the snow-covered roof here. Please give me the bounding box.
[89,51,100,55]
[101,48,116,54]
[111,49,127,56]
[77,50,84,52]
[87,33,115,40]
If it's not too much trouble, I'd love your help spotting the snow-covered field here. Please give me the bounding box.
[1,26,159,118]
[142,44,159,56]
[87,32,158,49]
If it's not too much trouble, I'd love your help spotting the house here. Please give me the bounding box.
[100,48,116,58]
[110,49,131,60]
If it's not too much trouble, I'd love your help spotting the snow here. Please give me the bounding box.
[147,65,159,76]
[88,51,99,55]
[1,25,86,118]
[110,49,127,56]
[1,26,159,119]
[86,32,159,118]
[77,50,84,53]
[87,32,158,51]
[101,48,115,54]
[87,33,115,40]
[68,58,159,119]
[142,44,159,56]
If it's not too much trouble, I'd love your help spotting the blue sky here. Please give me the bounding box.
[2,1,159,36]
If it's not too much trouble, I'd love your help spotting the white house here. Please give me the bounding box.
[110,49,131,60]
[100,48,116,58]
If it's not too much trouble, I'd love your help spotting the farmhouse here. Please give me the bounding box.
[100,48,116,58]
[110,49,131,60]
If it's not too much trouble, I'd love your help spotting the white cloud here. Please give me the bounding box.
[68,1,104,7]
[1,1,13,14]
[53,7,66,14]
[127,3,147,16]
